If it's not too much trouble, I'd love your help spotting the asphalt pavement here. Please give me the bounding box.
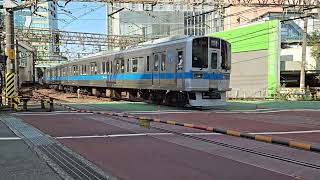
[0,119,61,180]
[16,112,320,180]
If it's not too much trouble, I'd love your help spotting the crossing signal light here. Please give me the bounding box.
[54,34,59,44]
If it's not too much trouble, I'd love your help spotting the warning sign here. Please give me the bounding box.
[7,49,15,60]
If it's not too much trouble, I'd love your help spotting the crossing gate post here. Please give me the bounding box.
[49,98,54,112]
[5,72,15,107]
[41,99,45,109]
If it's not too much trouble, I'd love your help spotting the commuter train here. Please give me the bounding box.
[45,36,231,107]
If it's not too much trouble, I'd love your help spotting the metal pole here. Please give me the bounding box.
[5,9,15,106]
[32,52,35,85]
[300,16,308,92]
[15,39,19,90]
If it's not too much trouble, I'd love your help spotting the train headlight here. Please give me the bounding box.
[193,73,203,79]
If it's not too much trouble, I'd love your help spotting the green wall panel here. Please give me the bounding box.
[208,20,280,97]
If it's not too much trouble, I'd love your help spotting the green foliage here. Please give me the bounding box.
[307,31,320,59]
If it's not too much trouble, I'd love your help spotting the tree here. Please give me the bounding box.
[307,31,320,60]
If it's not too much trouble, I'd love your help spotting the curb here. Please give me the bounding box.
[52,101,320,154]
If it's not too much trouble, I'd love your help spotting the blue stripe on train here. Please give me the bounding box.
[47,72,224,81]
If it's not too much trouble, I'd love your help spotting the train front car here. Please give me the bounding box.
[185,36,231,107]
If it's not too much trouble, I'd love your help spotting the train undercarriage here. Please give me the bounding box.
[50,85,190,107]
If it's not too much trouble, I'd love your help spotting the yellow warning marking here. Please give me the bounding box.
[227,130,241,137]
[5,73,15,98]
[184,123,194,128]
[153,118,160,122]
[289,141,311,150]
[255,135,272,143]
[167,120,176,125]
[138,117,148,120]
[206,127,214,131]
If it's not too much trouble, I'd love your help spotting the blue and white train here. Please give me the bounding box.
[45,36,231,107]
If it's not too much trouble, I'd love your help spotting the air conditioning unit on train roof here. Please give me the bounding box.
[142,35,189,45]
[124,35,189,50]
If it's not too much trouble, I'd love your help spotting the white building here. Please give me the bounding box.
[106,3,224,39]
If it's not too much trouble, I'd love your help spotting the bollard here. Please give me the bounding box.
[49,98,54,112]
[23,100,27,111]
[41,99,45,109]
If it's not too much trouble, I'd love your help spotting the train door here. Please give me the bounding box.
[153,53,160,87]
[208,49,220,87]
[176,50,184,89]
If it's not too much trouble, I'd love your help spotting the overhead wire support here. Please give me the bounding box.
[52,0,320,7]
[14,28,155,48]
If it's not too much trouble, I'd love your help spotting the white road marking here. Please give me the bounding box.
[128,111,197,115]
[2,129,320,141]
[55,133,171,139]
[14,112,94,116]
[215,109,320,114]
[54,130,320,139]
[250,130,320,135]
[0,137,21,140]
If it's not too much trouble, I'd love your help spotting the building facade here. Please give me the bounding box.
[106,3,224,39]
[14,0,58,61]
[223,3,320,90]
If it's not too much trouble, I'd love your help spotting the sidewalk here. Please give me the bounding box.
[0,118,60,180]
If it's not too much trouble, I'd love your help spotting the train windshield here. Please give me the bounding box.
[192,37,208,69]
[221,40,231,70]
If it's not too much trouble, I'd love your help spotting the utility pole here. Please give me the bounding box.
[3,0,34,104]
[300,16,308,92]
[5,9,14,74]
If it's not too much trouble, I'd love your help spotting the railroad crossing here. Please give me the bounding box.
[1,0,320,179]
[2,93,320,179]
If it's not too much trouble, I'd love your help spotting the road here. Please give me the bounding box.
[13,108,320,180]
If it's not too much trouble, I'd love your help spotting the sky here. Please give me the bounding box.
[57,2,106,34]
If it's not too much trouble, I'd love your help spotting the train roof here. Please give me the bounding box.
[51,35,219,68]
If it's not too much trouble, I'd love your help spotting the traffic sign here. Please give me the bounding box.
[7,49,15,60]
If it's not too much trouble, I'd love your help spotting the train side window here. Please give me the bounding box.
[177,51,184,70]
[211,52,218,69]
[127,59,130,72]
[102,62,106,74]
[132,59,138,72]
[116,60,120,73]
[90,62,97,75]
[90,63,94,74]
[110,61,113,73]
[146,56,150,71]
[83,65,87,75]
[154,54,159,71]
[121,59,125,73]
[161,54,166,71]
[106,62,110,73]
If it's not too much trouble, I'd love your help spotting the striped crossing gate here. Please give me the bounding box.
[5,72,15,98]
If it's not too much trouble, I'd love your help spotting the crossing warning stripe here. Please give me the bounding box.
[5,73,15,98]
